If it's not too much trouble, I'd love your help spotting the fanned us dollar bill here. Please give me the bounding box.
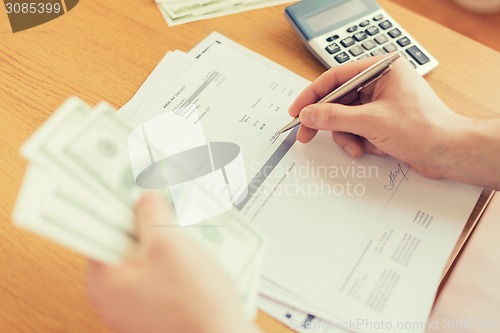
[156,0,293,26]
[13,96,267,319]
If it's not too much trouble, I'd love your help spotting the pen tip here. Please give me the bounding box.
[270,131,280,144]
[277,125,289,134]
[278,117,301,134]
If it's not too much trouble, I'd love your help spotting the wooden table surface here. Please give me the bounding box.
[1,1,499,332]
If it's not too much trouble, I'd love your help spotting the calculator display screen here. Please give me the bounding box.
[305,0,368,33]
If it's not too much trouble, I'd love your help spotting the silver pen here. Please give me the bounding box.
[278,53,401,134]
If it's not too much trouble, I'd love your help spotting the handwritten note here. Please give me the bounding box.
[385,162,411,190]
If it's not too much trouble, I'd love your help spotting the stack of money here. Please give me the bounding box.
[155,0,293,26]
[13,96,267,318]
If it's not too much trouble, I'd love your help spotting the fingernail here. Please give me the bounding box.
[344,145,354,157]
[299,106,314,125]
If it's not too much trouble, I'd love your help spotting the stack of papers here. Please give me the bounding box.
[118,32,482,333]
[155,0,293,26]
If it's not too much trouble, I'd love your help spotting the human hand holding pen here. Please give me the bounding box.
[288,56,479,181]
[279,53,400,134]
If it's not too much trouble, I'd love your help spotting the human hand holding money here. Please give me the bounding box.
[13,97,267,319]
[88,192,263,333]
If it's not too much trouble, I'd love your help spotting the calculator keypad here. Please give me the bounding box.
[347,25,358,33]
[340,37,355,47]
[375,34,388,44]
[365,26,379,36]
[326,35,339,42]
[359,20,370,27]
[334,52,350,63]
[406,45,430,65]
[349,45,364,56]
[322,14,432,70]
[362,39,376,50]
[388,28,401,38]
[397,37,411,47]
[383,43,398,53]
[378,20,392,30]
[326,43,341,54]
[353,31,367,42]
[371,49,385,56]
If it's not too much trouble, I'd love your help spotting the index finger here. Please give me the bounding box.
[288,56,386,117]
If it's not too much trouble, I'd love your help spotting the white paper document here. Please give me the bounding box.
[119,32,482,333]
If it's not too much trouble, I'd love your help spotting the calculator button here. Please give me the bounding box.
[365,26,379,36]
[375,34,388,44]
[406,45,430,65]
[399,51,408,59]
[326,35,339,42]
[379,20,393,30]
[325,43,341,54]
[388,28,402,38]
[397,36,411,47]
[347,25,358,33]
[362,39,376,50]
[359,20,370,27]
[383,43,398,53]
[371,48,386,56]
[340,37,355,47]
[353,31,367,42]
[358,55,371,60]
[373,14,384,21]
[349,45,364,56]
[334,52,350,63]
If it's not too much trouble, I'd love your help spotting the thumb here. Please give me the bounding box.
[134,192,174,249]
[299,102,378,137]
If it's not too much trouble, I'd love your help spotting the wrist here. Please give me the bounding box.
[440,116,500,188]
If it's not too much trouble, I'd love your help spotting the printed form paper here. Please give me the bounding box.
[120,33,482,333]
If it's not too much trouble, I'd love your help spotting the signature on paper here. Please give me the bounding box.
[385,162,411,190]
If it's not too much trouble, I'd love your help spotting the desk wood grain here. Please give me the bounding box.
[1,1,499,332]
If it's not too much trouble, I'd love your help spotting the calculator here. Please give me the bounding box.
[285,0,438,76]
